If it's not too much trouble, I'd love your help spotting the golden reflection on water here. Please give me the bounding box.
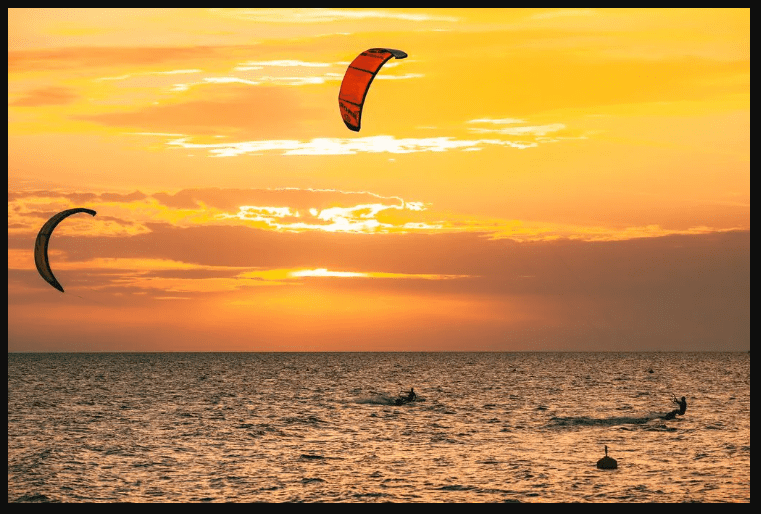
[8,352,750,502]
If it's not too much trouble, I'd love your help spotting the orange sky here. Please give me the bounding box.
[8,8,750,351]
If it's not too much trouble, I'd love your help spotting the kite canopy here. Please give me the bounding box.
[34,208,97,293]
[338,48,408,132]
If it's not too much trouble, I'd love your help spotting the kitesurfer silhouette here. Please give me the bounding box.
[395,387,416,405]
[663,395,687,420]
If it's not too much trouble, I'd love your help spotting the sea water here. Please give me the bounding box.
[8,352,750,502]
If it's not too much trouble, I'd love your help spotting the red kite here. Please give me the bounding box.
[338,48,408,132]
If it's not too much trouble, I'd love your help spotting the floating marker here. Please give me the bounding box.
[596,445,618,469]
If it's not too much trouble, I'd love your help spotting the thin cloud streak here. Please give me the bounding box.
[166,135,538,157]
[168,64,418,92]
[96,69,204,81]
[215,8,459,23]
[288,268,470,280]
[468,123,567,136]
[467,118,526,125]
[236,60,332,68]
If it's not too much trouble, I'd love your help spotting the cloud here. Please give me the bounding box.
[215,8,459,23]
[75,85,317,138]
[8,224,750,353]
[169,60,418,92]
[166,135,537,157]
[8,190,149,236]
[165,187,434,234]
[531,9,596,20]
[467,118,526,125]
[10,189,749,284]
[9,46,230,72]
[10,188,745,244]
[6,184,749,351]
[466,119,567,136]
[286,268,469,280]
[8,187,439,243]
[149,186,415,212]
[10,86,78,107]
[95,69,203,82]
[62,54,417,136]
[235,60,332,68]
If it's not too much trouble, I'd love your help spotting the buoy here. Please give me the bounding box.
[597,445,618,469]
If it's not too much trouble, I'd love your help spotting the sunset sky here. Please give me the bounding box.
[8,8,749,352]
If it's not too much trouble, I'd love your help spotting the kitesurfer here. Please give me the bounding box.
[663,395,687,420]
[394,387,416,405]
[673,395,687,415]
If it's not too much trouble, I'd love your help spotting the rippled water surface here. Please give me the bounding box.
[8,352,750,502]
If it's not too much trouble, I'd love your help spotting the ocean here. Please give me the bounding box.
[7,352,750,502]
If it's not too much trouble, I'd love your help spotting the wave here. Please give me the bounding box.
[548,412,676,427]
[354,394,401,406]
[354,393,425,406]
